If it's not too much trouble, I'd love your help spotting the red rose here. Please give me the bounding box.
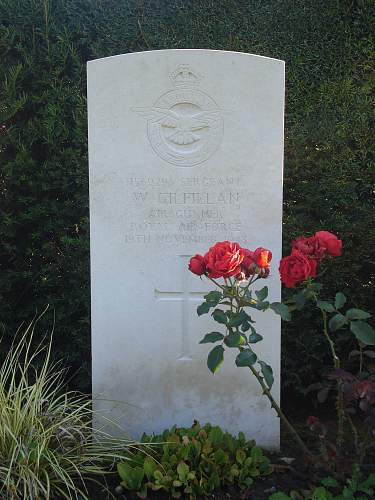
[253,247,272,268]
[204,241,244,279]
[314,231,342,257]
[188,254,206,276]
[279,249,315,288]
[242,248,255,269]
[308,258,318,278]
[241,248,256,276]
[292,235,327,261]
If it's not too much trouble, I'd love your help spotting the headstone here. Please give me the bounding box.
[88,49,284,448]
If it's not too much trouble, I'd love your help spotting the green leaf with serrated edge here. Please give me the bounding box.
[224,332,246,347]
[248,331,263,343]
[270,302,291,321]
[228,310,249,327]
[212,308,227,324]
[255,286,268,301]
[317,301,336,313]
[258,360,274,389]
[197,302,210,316]
[207,345,224,374]
[235,350,257,367]
[199,332,224,344]
[293,291,306,310]
[329,313,348,331]
[350,321,375,346]
[241,321,251,332]
[256,301,270,311]
[204,290,222,306]
[346,308,371,320]
[335,292,347,309]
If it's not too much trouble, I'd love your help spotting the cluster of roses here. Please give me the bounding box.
[188,240,272,280]
[279,230,342,288]
[188,231,342,288]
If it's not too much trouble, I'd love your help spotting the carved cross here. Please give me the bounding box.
[154,255,206,361]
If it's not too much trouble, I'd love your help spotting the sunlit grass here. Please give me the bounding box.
[0,313,136,499]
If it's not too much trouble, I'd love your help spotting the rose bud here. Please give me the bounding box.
[240,248,256,277]
[259,267,270,279]
[188,254,206,276]
[314,231,342,257]
[254,247,272,268]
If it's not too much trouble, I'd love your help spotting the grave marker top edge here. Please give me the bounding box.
[87,48,285,68]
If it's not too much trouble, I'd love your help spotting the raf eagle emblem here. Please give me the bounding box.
[131,64,224,167]
[132,107,222,146]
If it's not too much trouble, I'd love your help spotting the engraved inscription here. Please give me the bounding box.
[123,175,249,245]
[132,65,223,167]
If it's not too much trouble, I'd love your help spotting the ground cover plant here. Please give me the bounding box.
[0,313,135,500]
[116,421,271,499]
[270,465,375,499]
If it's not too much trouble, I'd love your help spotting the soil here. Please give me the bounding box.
[80,413,375,500]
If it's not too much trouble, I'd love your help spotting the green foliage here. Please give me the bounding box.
[289,285,375,345]
[269,468,375,500]
[116,421,271,498]
[198,282,277,393]
[207,344,224,374]
[0,0,374,395]
[0,314,135,499]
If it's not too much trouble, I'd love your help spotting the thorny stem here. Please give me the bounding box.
[240,274,261,295]
[359,427,372,465]
[359,345,364,376]
[208,277,226,290]
[346,413,360,458]
[321,309,345,450]
[228,292,314,459]
[248,362,314,458]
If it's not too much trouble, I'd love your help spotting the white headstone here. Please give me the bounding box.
[88,49,284,449]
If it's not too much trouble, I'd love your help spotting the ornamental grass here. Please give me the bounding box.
[0,314,135,499]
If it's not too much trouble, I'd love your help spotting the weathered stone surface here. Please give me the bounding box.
[88,49,284,448]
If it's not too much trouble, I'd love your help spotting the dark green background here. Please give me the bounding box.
[0,0,374,399]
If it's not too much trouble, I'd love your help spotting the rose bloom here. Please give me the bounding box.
[188,254,206,276]
[242,248,254,268]
[253,247,272,268]
[292,235,327,261]
[204,241,244,279]
[279,249,317,288]
[314,231,342,257]
[241,247,272,277]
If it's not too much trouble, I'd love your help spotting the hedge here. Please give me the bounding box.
[0,0,374,396]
